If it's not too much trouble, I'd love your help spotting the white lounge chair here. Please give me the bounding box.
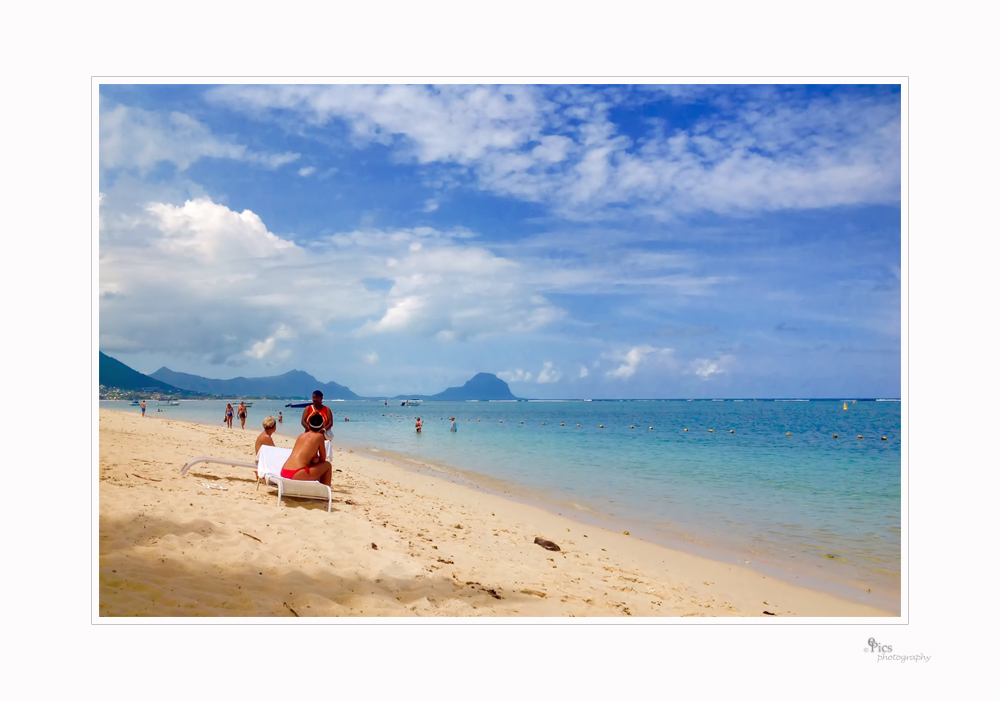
[256,444,333,512]
[179,442,334,512]
[179,456,257,476]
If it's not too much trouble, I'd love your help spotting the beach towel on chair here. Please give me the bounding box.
[257,445,293,481]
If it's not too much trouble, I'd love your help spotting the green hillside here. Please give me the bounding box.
[99,352,187,395]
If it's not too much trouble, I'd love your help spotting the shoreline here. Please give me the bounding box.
[98,409,895,617]
[341,441,901,613]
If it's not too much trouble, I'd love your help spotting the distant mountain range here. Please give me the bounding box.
[99,352,518,400]
[149,367,361,400]
[99,352,200,395]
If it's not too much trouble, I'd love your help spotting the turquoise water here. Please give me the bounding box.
[101,398,901,610]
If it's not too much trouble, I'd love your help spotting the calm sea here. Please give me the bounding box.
[100,398,902,611]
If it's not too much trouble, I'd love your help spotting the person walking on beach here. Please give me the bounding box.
[301,390,333,435]
[140,400,146,417]
[280,413,333,487]
[237,401,248,429]
[255,416,277,456]
[415,417,423,434]
[224,403,234,428]
[450,416,457,432]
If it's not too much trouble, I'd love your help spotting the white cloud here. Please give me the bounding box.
[100,194,566,363]
[606,345,675,379]
[298,166,317,177]
[690,354,736,379]
[364,352,379,364]
[146,198,298,261]
[579,365,589,378]
[536,361,561,383]
[206,85,899,221]
[497,369,532,383]
[245,324,295,360]
[100,102,299,172]
[355,295,425,335]
[423,199,439,212]
[208,84,549,164]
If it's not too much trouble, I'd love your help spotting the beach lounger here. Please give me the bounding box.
[179,456,257,476]
[179,442,334,512]
[256,443,333,512]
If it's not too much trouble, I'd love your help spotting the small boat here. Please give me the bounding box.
[157,400,180,406]
[285,402,312,408]
[400,399,422,407]
[129,400,140,406]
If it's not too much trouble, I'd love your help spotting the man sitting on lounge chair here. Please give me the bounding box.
[279,413,333,486]
[254,416,278,457]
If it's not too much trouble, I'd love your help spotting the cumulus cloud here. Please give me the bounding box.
[579,365,589,378]
[497,369,532,383]
[690,355,736,379]
[245,324,295,360]
[347,232,564,340]
[423,199,439,212]
[206,84,900,221]
[100,194,566,364]
[298,166,316,177]
[100,102,299,172]
[147,198,298,261]
[606,345,676,379]
[536,361,560,383]
[364,352,379,364]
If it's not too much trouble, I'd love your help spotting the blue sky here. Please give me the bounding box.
[99,84,901,398]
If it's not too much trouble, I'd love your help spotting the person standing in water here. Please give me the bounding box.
[301,390,333,435]
[278,411,283,424]
[450,416,457,432]
[237,401,248,429]
[415,417,423,434]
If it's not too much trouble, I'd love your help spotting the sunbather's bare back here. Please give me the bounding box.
[288,431,326,470]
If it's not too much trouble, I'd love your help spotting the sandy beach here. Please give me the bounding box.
[98,409,892,617]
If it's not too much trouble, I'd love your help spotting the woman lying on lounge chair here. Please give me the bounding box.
[279,413,333,487]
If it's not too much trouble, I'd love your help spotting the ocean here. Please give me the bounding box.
[100,397,902,612]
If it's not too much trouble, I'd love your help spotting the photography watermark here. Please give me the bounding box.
[864,638,931,663]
